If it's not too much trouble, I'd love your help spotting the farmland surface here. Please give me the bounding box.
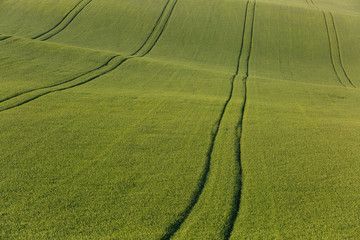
[0,0,360,239]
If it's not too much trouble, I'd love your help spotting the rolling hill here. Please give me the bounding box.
[0,0,359,239]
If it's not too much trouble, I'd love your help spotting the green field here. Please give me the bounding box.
[0,0,359,239]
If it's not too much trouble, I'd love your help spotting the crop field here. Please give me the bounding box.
[0,0,359,239]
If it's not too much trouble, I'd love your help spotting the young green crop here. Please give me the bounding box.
[0,0,359,239]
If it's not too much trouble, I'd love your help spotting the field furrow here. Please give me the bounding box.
[32,0,171,55]
[131,0,179,57]
[0,56,127,112]
[322,11,346,87]
[229,1,360,238]
[307,0,356,88]
[0,54,233,239]
[0,37,114,102]
[332,12,360,87]
[0,35,11,41]
[160,71,238,240]
[159,2,251,236]
[162,1,256,239]
[0,55,118,104]
[1,0,360,239]
[328,12,356,88]
[31,0,84,39]
[0,0,90,38]
[0,0,179,112]
[226,2,256,239]
[33,0,93,41]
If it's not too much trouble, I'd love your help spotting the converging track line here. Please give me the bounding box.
[131,0,172,56]
[132,0,179,57]
[329,12,356,88]
[307,0,356,88]
[32,0,84,39]
[225,1,256,239]
[0,0,179,112]
[0,57,127,113]
[0,35,11,41]
[160,66,237,240]
[32,0,92,41]
[235,0,250,75]
[0,56,119,104]
[160,1,256,239]
[322,12,346,87]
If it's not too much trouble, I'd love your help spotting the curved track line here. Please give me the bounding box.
[308,0,355,87]
[0,56,119,104]
[309,0,318,9]
[33,0,92,41]
[160,68,237,240]
[0,57,127,113]
[225,2,256,239]
[329,12,356,88]
[0,35,11,41]
[235,1,250,75]
[0,0,178,112]
[160,1,254,239]
[322,12,345,87]
[1,0,178,106]
[131,0,172,55]
[32,0,84,39]
[134,0,179,57]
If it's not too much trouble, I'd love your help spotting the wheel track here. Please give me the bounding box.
[306,0,344,86]
[32,0,84,39]
[160,72,236,240]
[160,1,255,239]
[0,0,179,112]
[235,0,250,75]
[0,35,11,41]
[307,0,355,88]
[132,0,179,57]
[329,12,356,88]
[131,0,172,56]
[309,0,318,9]
[32,0,92,41]
[0,55,119,104]
[322,12,346,87]
[159,0,244,233]
[225,2,255,239]
[0,56,127,112]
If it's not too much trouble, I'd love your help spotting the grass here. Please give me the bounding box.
[0,57,232,238]
[230,77,360,239]
[45,0,171,55]
[0,37,113,103]
[0,0,82,38]
[0,0,360,239]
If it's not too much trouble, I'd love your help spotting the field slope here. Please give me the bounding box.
[0,0,359,239]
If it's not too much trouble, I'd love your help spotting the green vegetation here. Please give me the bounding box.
[0,0,359,239]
